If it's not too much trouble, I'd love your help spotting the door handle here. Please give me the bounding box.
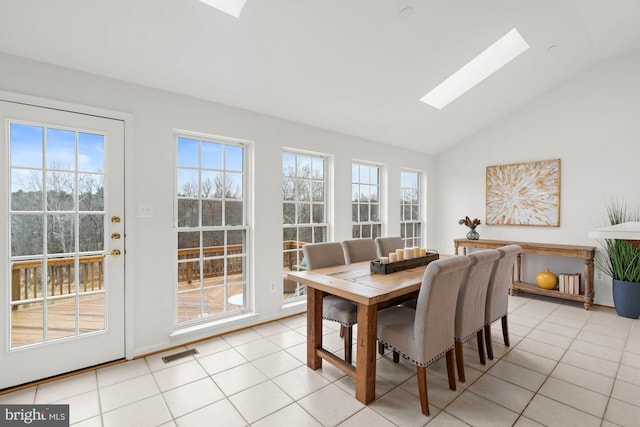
[104,249,122,258]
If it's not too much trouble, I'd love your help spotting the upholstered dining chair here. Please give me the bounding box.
[377,255,471,416]
[373,236,409,355]
[454,249,501,382]
[374,236,404,259]
[341,238,378,264]
[302,242,358,364]
[484,244,522,360]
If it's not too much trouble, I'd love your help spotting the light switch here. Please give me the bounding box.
[138,203,153,218]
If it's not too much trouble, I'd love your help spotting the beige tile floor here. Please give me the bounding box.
[2,293,640,426]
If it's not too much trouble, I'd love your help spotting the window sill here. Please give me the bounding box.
[169,312,259,339]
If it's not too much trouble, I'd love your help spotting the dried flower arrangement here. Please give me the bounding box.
[458,216,481,229]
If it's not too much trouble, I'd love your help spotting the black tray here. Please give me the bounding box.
[370,251,439,274]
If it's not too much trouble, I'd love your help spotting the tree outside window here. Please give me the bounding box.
[400,170,422,248]
[282,152,328,300]
[352,162,381,239]
[176,135,247,323]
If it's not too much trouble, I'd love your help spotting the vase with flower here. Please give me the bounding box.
[459,216,481,240]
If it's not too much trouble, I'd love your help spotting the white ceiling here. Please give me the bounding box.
[1,0,640,154]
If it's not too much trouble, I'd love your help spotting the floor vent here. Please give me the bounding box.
[161,348,199,363]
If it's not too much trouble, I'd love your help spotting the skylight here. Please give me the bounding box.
[420,28,529,109]
[197,0,247,18]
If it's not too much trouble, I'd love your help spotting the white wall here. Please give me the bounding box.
[433,49,640,307]
[0,53,435,356]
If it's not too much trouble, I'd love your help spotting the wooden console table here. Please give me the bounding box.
[453,238,596,310]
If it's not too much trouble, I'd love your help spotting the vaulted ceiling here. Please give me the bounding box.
[1,0,640,154]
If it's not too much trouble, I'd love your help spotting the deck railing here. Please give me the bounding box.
[12,240,309,304]
[177,244,245,283]
[282,240,306,270]
[176,240,308,283]
[11,255,104,305]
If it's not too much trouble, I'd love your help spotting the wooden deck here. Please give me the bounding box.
[11,278,245,348]
[11,295,106,348]
[10,241,307,347]
[11,269,301,348]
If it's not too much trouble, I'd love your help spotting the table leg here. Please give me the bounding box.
[584,257,594,310]
[307,287,323,369]
[355,303,377,404]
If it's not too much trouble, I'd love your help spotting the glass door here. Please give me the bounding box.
[0,100,125,389]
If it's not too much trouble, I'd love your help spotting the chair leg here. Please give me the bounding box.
[344,326,353,364]
[485,324,494,360]
[393,350,400,363]
[339,325,345,338]
[378,341,385,355]
[416,366,430,416]
[446,349,456,391]
[501,316,510,347]
[455,341,465,382]
[477,329,486,365]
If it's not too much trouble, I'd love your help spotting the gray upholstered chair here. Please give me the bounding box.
[377,255,471,416]
[484,244,522,360]
[302,242,357,363]
[341,238,378,264]
[373,236,409,354]
[374,236,404,258]
[454,249,501,382]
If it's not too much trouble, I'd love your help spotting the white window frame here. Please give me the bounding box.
[352,161,382,239]
[173,129,252,326]
[400,169,423,248]
[282,149,330,301]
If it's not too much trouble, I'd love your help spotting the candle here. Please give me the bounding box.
[389,253,398,263]
[404,248,412,259]
[395,249,404,261]
[419,248,427,257]
[381,256,389,264]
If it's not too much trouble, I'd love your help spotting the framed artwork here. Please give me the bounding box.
[486,158,560,226]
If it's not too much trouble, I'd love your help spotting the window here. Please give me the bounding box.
[8,122,108,347]
[400,170,422,247]
[282,151,328,300]
[175,133,248,323]
[352,162,381,238]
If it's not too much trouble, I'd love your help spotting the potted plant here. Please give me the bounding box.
[598,199,640,318]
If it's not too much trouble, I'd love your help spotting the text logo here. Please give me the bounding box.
[1,405,69,426]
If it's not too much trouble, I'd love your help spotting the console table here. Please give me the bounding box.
[453,238,596,310]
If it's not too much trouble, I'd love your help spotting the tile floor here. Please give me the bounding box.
[2,293,640,426]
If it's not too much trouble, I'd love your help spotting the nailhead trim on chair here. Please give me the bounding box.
[321,316,357,327]
[377,339,454,367]
[456,328,482,343]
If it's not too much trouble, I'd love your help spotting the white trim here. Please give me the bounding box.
[352,158,383,168]
[400,169,424,247]
[0,90,132,122]
[173,128,252,146]
[0,89,135,361]
[172,129,254,328]
[351,161,383,238]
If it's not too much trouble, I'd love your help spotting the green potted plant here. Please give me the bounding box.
[598,199,640,318]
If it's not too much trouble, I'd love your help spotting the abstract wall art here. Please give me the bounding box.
[486,158,560,226]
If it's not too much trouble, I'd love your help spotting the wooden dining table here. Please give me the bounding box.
[287,261,428,404]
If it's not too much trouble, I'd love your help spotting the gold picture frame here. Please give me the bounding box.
[486,158,560,226]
